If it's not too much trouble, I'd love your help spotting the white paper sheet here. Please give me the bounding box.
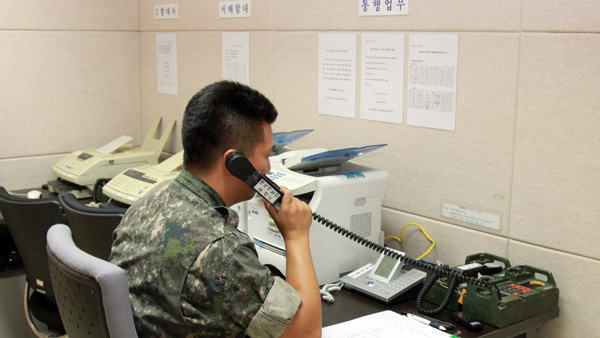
[318,33,357,118]
[360,33,405,124]
[222,32,250,85]
[156,32,178,95]
[323,310,452,338]
[407,34,458,131]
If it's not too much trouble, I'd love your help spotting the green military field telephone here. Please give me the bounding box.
[419,253,559,328]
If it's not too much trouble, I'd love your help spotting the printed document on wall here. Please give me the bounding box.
[156,32,178,95]
[360,33,405,124]
[223,32,250,85]
[318,33,357,118]
[407,34,458,131]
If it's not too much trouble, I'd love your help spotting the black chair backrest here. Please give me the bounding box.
[0,186,65,294]
[58,193,127,260]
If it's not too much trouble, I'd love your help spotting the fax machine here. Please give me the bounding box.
[50,117,175,195]
[102,150,183,205]
[241,145,388,285]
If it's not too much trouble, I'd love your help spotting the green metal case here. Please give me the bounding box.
[423,253,559,328]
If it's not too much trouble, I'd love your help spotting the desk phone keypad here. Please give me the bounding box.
[500,283,533,296]
[375,269,425,297]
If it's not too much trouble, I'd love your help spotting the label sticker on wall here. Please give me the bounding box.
[154,4,178,19]
[442,202,500,230]
[359,0,409,16]
[220,1,251,18]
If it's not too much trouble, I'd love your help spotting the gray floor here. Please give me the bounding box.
[0,270,38,338]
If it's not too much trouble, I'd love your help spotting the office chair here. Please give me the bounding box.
[0,186,66,337]
[58,192,127,260]
[47,223,138,338]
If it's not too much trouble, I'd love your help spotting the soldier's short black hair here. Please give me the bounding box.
[182,81,278,172]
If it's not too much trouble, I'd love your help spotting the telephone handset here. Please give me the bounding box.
[225,151,283,207]
[225,152,501,314]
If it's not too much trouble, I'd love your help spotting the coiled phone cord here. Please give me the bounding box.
[416,269,459,316]
[312,212,502,309]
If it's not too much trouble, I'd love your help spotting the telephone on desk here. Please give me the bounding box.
[339,249,426,305]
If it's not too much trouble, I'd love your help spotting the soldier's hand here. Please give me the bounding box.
[263,186,312,241]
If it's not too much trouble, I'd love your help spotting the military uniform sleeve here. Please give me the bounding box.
[181,237,301,337]
[224,243,301,338]
[245,277,302,338]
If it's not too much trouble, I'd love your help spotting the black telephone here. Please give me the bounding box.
[225,151,500,315]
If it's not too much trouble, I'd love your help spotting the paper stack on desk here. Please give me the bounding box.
[322,310,454,338]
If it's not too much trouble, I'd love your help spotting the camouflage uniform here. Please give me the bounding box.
[110,169,301,338]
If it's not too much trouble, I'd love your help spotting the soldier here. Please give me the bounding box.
[111,81,321,338]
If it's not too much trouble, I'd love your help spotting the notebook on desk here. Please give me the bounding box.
[322,310,456,338]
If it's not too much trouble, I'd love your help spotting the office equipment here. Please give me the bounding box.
[406,312,448,331]
[339,249,426,305]
[50,117,175,194]
[421,253,559,328]
[47,224,138,338]
[451,311,483,332]
[403,311,455,331]
[58,193,127,260]
[102,150,183,205]
[226,146,389,285]
[0,187,66,336]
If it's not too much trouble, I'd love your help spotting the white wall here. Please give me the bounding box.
[0,1,142,190]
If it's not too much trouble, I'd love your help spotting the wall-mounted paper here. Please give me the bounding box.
[407,34,458,131]
[156,32,178,95]
[360,33,405,124]
[222,32,250,85]
[318,33,357,118]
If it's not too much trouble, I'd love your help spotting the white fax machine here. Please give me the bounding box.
[102,150,183,205]
[51,117,175,190]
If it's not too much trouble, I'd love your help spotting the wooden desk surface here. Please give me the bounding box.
[322,287,558,338]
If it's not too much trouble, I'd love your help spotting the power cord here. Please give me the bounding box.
[384,222,435,260]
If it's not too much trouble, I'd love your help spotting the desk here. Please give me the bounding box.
[322,288,558,338]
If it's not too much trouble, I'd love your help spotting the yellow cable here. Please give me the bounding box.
[384,223,435,260]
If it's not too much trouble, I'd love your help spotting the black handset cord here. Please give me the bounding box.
[312,212,501,315]
[416,269,459,316]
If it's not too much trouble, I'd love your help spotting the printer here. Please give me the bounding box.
[49,117,175,196]
[240,145,388,285]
